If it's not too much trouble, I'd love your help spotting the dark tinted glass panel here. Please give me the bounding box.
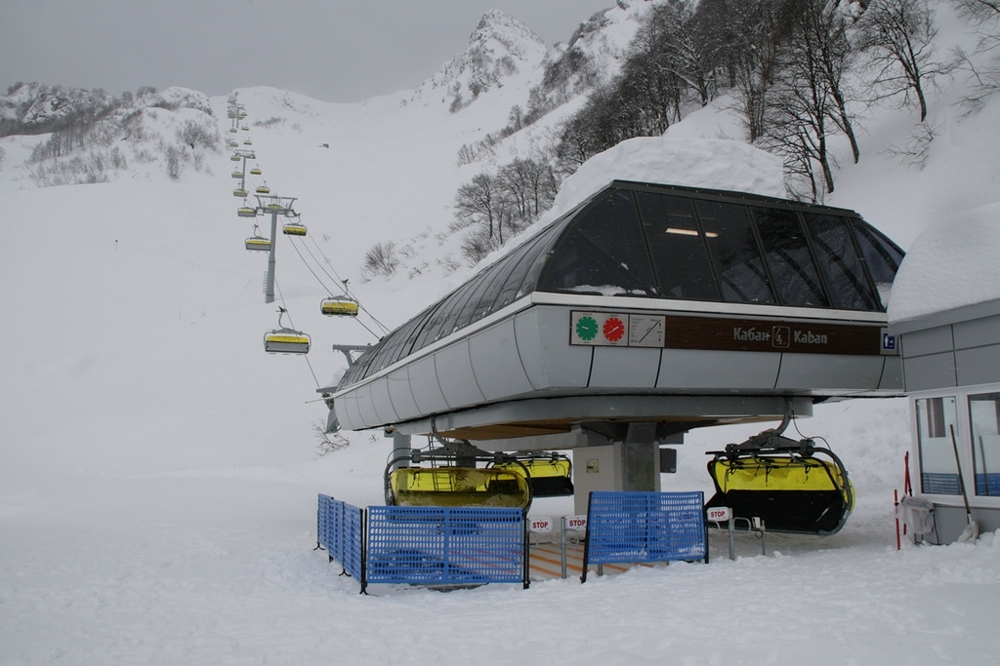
[377,314,426,370]
[412,279,477,350]
[851,219,904,308]
[538,190,657,296]
[507,223,564,304]
[397,304,440,359]
[636,192,720,301]
[804,214,880,311]
[471,243,530,321]
[491,225,557,311]
[342,338,385,386]
[433,281,481,342]
[369,330,405,373]
[695,200,775,304]
[752,207,829,308]
[452,261,506,332]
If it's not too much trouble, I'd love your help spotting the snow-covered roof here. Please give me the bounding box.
[548,137,787,220]
[888,200,1000,332]
[473,137,786,272]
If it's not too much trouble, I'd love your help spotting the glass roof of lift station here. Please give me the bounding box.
[337,180,904,389]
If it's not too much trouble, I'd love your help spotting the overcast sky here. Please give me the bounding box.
[1,0,618,103]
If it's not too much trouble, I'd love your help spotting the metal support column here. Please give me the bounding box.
[622,423,660,492]
[265,209,278,303]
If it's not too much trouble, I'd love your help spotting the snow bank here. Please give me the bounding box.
[888,200,1000,324]
[549,136,787,219]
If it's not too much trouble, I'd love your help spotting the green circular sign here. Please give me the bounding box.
[576,315,598,341]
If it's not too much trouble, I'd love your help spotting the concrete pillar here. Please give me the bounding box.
[390,431,411,470]
[572,424,662,514]
[622,423,660,492]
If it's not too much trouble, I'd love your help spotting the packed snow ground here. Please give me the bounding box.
[4,8,1000,665]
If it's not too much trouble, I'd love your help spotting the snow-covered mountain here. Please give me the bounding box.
[1,84,218,186]
[405,10,547,112]
[2,3,1000,664]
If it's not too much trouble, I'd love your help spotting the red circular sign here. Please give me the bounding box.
[603,316,625,342]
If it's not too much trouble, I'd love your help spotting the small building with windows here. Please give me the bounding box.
[888,201,1000,543]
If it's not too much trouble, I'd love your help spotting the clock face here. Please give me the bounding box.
[575,315,599,341]
[603,316,625,342]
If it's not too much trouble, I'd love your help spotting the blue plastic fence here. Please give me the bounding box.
[582,491,707,582]
[318,496,528,592]
[367,506,526,588]
[317,495,365,583]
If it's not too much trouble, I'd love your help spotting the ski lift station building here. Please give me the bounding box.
[320,173,906,515]
[888,202,1000,543]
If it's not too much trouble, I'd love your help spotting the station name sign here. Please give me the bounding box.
[570,310,889,356]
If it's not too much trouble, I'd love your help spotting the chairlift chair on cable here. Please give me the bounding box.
[229,141,239,148]
[493,453,574,498]
[241,125,249,132]
[243,140,252,146]
[232,170,244,179]
[384,444,532,511]
[230,155,241,162]
[256,185,270,194]
[237,206,257,218]
[250,167,262,176]
[229,127,237,134]
[704,420,855,536]
[245,225,271,251]
[233,188,248,198]
[320,296,359,317]
[282,221,307,236]
[263,307,310,354]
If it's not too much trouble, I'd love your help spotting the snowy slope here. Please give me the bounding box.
[3,4,1000,665]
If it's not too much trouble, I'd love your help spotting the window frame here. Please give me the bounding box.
[910,385,1000,508]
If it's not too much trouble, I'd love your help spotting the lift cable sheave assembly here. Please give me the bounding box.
[704,408,855,536]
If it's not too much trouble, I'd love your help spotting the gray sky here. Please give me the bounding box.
[1,0,617,103]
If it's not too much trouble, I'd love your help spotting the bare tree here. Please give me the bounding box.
[362,241,400,279]
[702,0,783,142]
[453,173,502,240]
[809,0,862,163]
[855,0,945,122]
[952,0,1000,108]
[953,0,1000,18]
[554,84,620,169]
[636,1,718,108]
[498,157,557,222]
[762,0,867,200]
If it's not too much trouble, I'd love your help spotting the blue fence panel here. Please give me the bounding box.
[921,473,961,495]
[366,506,524,586]
[342,502,365,582]
[317,495,365,585]
[646,491,709,561]
[975,473,1000,496]
[584,491,706,578]
[318,494,332,551]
